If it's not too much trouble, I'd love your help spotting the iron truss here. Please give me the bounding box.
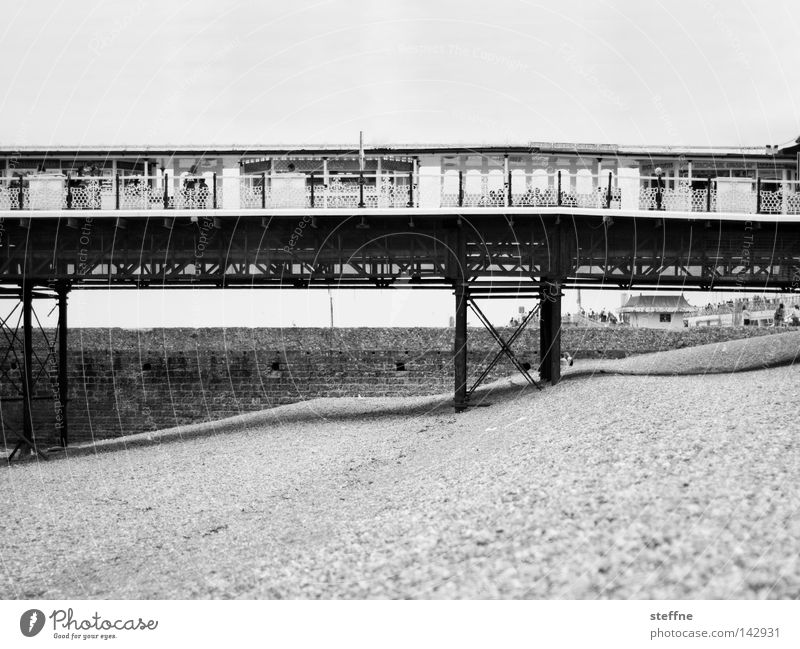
[0,213,797,291]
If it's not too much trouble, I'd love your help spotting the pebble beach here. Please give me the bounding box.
[2,333,799,599]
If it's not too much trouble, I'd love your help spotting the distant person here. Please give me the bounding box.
[742,307,751,326]
[790,305,800,327]
[774,303,785,327]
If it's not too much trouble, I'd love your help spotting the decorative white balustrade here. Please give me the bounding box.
[1,172,799,216]
[637,176,800,215]
[639,182,716,212]
[239,174,411,209]
[0,175,222,211]
[757,189,800,214]
[440,171,621,208]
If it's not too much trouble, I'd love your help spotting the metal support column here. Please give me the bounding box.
[539,294,551,382]
[453,224,468,412]
[539,281,562,385]
[21,281,35,453]
[57,284,69,447]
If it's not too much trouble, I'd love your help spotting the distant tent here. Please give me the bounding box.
[619,294,694,314]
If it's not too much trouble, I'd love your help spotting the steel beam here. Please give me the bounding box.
[0,212,798,290]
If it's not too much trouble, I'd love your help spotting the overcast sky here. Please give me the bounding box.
[2,0,798,148]
[1,0,797,326]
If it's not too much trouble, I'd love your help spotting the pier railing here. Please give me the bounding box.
[0,174,221,211]
[239,172,413,209]
[638,176,800,214]
[440,170,621,208]
[1,171,799,215]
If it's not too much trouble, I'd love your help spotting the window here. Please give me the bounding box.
[659,313,672,323]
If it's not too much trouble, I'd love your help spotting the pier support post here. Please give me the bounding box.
[454,282,468,412]
[57,283,69,447]
[454,223,468,412]
[7,283,64,460]
[21,281,35,453]
[539,281,562,385]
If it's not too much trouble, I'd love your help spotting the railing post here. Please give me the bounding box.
[212,172,217,209]
[557,170,562,207]
[17,176,24,210]
[163,173,169,209]
[261,172,266,209]
[458,170,464,207]
[756,178,761,214]
[359,171,365,208]
[115,173,120,210]
[66,174,73,210]
[507,168,513,207]
[606,171,613,209]
[407,170,414,207]
[706,179,712,212]
[310,172,315,208]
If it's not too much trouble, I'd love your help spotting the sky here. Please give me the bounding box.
[1,0,798,327]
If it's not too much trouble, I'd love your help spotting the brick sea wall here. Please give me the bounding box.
[0,326,779,447]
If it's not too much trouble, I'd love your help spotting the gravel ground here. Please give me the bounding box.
[565,330,800,377]
[2,348,799,599]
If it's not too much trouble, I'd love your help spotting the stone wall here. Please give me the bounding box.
[0,325,779,448]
